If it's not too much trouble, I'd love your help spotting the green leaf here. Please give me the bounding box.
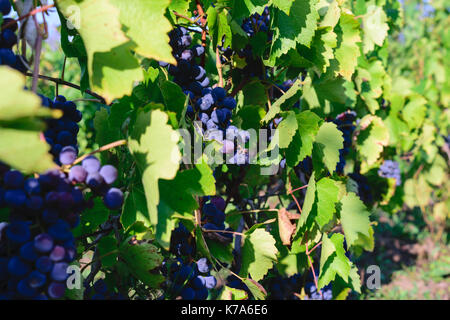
[339,192,373,250]
[285,111,321,166]
[318,233,351,289]
[0,67,56,173]
[315,178,339,229]
[261,79,303,123]
[270,0,320,60]
[110,0,176,64]
[240,229,278,281]
[0,128,56,174]
[269,111,298,150]
[242,81,267,106]
[334,12,361,80]
[313,122,344,173]
[272,0,293,15]
[121,181,151,230]
[207,6,232,49]
[233,0,270,19]
[128,109,181,247]
[57,0,143,103]
[402,95,427,129]
[241,278,267,300]
[236,105,266,130]
[362,5,389,53]
[97,236,118,268]
[356,115,389,168]
[156,161,216,249]
[119,238,164,288]
[296,172,316,231]
[218,286,249,300]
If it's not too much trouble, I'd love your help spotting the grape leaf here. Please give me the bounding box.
[119,238,165,288]
[356,115,389,168]
[207,6,232,49]
[0,68,57,173]
[240,229,278,281]
[362,5,389,53]
[334,12,361,80]
[313,122,344,173]
[315,177,339,229]
[270,0,320,61]
[109,0,175,64]
[272,0,293,15]
[285,111,321,166]
[232,0,270,19]
[128,109,181,247]
[339,192,373,250]
[57,0,143,103]
[261,79,303,123]
[318,233,351,289]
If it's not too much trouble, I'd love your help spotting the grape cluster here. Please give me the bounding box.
[168,221,217,300]
[39,95,82,164]
[201,196,233,241]
[162,27,251,165]
[304,282,332,300]
[0,169,86,300]
[241,7,270,37]
[84,279,126,300]
[163,257,217,300]
[160,27,208,99]
[267,274,303,300]
[348,172,373,205]
[378,160,401,186]
[0,11,27,73]
[332,111,357,174]
[219,7,270,78]
[66,154,124,211]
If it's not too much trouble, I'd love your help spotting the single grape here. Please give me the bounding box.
[59,146,78,165]
[34,233,54,253]
[82,156,101,173]
[103,188,124,210]
[99,165,118,185]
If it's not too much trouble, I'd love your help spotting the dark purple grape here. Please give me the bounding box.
[5,221,30,243]
[56,131,75,146]
[3,170,24,188]
[48,220,72,242]
[196,258,209,273]
[17,279,38,298]
[34,233,54,253]
[103,188,124,210]
[86,172,104,188]
[50,262,69,281]
[26,271,47,289]
[181,287,195,300]
[99,165,118,185]
[35,256,53,273]
[59,146,78,165]
[19,241,39,262]
[69,165,87,183]
[82,156,101,173]
[7,256,31,277]
[49,245,66,262]
[203,276,217,289]
[47,281,66,299]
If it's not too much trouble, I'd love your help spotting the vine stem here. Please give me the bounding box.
[202,228,245,237]
[173,11,202,25]
[71,140,128,166]
[216,48,224,87]
[195,0,207,67]
[31,15,43,93]
[305,240,324,299]
[24,72,107,104]
[2,3,55,31]
[80,249,119,273]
